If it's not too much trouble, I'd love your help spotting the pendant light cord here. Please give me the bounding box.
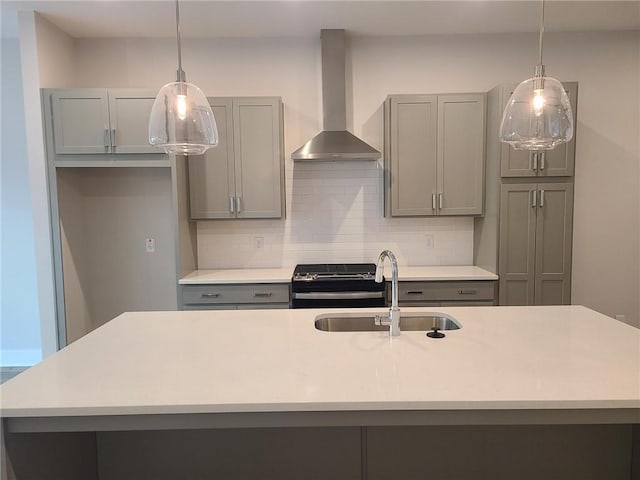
[537,0,545,67]
[175,0,185,81]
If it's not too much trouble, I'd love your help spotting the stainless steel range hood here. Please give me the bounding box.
[292,30,381,162]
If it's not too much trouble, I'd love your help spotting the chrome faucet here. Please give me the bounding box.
[374,250,400,336]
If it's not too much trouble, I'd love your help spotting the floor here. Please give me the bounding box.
[1,366,28,384]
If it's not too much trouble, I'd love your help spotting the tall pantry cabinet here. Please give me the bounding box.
[474,83,578,306]
[43,88,183,347]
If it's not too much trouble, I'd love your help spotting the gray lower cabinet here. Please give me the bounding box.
[384,93,486,216]
[393,281,497,307]
[499,82,578,178]
[49,88,160,155]
[188,97,285,219]
[181,283,290,310]
[498,183,574,305]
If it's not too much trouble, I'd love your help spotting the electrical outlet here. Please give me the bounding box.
[145,238,155,253]
[424,233,435,249]
[253,236,264,250]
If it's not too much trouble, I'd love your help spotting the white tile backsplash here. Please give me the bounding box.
[196,160,473,268]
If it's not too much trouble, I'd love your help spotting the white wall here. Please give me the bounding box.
[0,38,41,366]
[16,12,76,359]
[31,30,640,326]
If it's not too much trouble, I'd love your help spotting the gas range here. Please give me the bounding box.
[291,263,386,309]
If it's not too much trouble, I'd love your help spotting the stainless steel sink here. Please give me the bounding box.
[314,312,461,332]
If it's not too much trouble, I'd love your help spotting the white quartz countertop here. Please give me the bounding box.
[180,268,293,284]
[1,306,638,419]
[179,266,498,284]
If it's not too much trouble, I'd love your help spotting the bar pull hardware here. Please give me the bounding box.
[229,196,235,213]
[110,128,116,150]
[539,189,545,207]
[236,196,242,213]
[104,128,110,151]
[407,291,423,295]
[201,293,220,298]
[432,193,436,210]
[539,152,545,170]
[531,190,537,208]
[438,193,443,210]
[532,152,538,171]
[254,292,273,298]
[458,290,477,295]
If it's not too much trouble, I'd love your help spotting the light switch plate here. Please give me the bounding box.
[146,238,155,253]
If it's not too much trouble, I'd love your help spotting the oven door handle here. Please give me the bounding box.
[292,292,385,300]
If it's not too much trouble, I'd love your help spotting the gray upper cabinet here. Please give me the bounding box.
[498,182,573,306]
[387,95,438,216]
[500,82,578,178]
[385,93,486,217]
[189,97,285,220]
[437,95,486,215]
[50,89,159,155]
[189,99,235,219]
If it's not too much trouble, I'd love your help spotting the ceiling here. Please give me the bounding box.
[2,1,639,39]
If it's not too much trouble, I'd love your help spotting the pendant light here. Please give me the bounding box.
[499,0,573,151]
[149,0,218,155]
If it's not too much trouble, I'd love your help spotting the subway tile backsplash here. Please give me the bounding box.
[196,161,473,268]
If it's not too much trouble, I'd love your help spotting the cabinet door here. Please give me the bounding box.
[538,83,578,177]
[437,94,486,215]
[107,90,158,154]
[388,95,438,216]
[233,98,283,218]
[499,85,537,178]
[51,89,110,154]
[499,184,537,305]
[188,99,235,219]
[534,183,573,305]
[500,82,577,178]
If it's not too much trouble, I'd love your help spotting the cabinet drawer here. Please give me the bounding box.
[398,281,496,302]
[182,284,290,305]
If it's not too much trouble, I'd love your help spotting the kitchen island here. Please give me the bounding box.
[2,306,639,479]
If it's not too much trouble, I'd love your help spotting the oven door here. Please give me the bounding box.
[291,291,386,309]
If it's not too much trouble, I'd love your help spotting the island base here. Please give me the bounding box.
[4,423,638,479]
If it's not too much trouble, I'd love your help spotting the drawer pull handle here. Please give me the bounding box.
[254,292,273,297]
[458,290,477,295]
[201,293,220,298]
[407,291,423,295]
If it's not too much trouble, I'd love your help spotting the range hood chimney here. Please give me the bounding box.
[291,30,381,162]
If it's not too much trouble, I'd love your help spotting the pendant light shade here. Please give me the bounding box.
[149,0,218,155]
[499,0,573,151]
[149,81,218,155]
[499,73,573,150]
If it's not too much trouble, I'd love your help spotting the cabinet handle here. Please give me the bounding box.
[201,293,220,298]
[458,290,477,295]
[229,196,235,214]
[236,196,242,213]
[103,128,110,152]
[531,190,537,208]
[539,189,545,208]
[438,193,443,210]
[532,152,538,171]
[407,291,423,295]
[254,292,273,298]
[432,193,436,210]
[110,128,116,150]
[539,152,545,170]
